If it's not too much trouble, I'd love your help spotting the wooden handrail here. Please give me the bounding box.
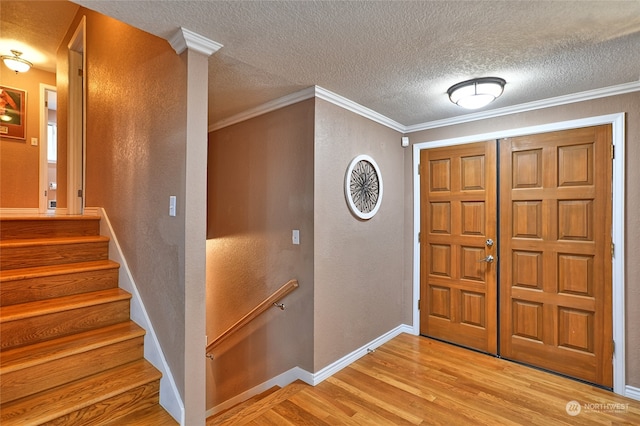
[206,279,299,355]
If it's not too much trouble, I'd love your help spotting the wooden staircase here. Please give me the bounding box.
[0,216,178,425]
[206,384,293,425]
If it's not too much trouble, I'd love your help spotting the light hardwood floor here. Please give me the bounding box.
[209,333,640,425]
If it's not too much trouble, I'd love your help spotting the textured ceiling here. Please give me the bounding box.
[3,1,640,128]
[0,1,79,72]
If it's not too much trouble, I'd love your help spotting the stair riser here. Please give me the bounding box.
[44,380,160,426]
[1,300,130,350]
[0,336,144,404]
[1,268,119,306]
[0,240,109,270]
[0,219,100,240]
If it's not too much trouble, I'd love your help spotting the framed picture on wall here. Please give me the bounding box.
[0,85,26,140]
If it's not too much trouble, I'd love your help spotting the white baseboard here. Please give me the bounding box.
[626,385,640,401]
[96,208,184,424]
[206,323,413,417]
[205,366,307,418]
[0,208,39,215]
[310,324,414,385]
[83,206,99,216]
[0,208,71,216]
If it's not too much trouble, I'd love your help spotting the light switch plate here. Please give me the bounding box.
[169,196,176,216]
[292,229,300,245]
[31,137,38,146]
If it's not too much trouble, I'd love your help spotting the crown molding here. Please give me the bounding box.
[209,86,405,133]
[208,87,316,132]
[406,80,640,133]
[313,86,406,133]
[209,80,640,134]
[168,27,223,56]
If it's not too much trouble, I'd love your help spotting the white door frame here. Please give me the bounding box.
[39,84,56,213]
[67,16,86,215]
[412,113,626,395]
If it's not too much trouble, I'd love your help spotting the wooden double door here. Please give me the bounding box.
[419,125,613,388]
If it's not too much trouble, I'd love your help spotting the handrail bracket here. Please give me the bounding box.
[206,279,299,357]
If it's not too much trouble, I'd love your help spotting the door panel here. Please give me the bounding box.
[499,125,612,388]
[420,141,497,354]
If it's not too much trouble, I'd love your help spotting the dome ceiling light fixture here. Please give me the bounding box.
[447,77,506,109]
[2,50,33,73]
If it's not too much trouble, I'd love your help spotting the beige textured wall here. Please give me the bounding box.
[206,99,315,407]
[313,99,407,371]
[0,67,55,208]
[59,8,189,397]
[407,92,640,388]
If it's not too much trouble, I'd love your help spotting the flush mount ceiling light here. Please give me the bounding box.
[1,50,33,73]
[447,77,506,109]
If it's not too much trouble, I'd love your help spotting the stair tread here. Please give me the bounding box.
[0,321,145,374]
[0,288,131,323]
[0,259,119,282]
[210,385,281,420]
[0,359,162,425]
[208,381,308,425]
[0,235,109,248]
[102,404,179,426]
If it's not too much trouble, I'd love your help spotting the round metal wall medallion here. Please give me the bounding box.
[344,154,383,220]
